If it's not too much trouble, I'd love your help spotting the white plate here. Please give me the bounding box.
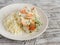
[0,3,48,40]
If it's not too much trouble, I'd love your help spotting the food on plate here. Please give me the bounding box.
[3,6,42,34]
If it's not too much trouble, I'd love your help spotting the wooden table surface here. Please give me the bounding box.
[0,0,60,45]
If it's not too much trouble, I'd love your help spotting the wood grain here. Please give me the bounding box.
[0,0,60,45]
